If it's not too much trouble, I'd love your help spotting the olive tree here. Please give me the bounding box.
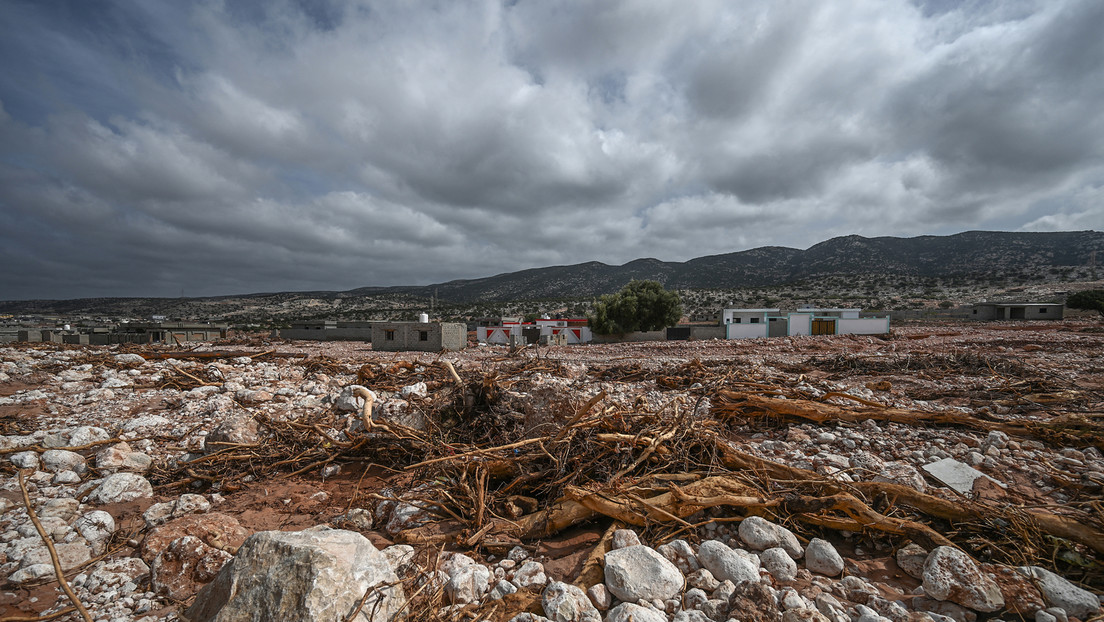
[589,280,683,335]
[1067,290,1104,317]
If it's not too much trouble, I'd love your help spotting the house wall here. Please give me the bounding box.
[788,314,812,336]
[280,327,373,341]
[373,322,466,352]
[689,326,726,340]
[591,330,667,343]
[726,324,768,339]
[723,310,776,324]
[836,317,891,335]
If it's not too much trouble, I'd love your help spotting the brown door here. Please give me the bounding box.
[811,319,836,335]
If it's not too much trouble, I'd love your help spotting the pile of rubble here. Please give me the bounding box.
[0,321,1101,621]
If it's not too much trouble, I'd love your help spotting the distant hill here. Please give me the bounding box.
[364,230,1102,301]
[2,231,1100,316]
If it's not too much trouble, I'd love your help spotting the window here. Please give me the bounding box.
[1039,308,1047,314]
[418,331,429,341]
[734,318,742,324]
[750,317,760,324]
[972,309,978,314]
[385,330,395,340]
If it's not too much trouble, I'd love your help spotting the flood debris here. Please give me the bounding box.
[0,321,1102,621]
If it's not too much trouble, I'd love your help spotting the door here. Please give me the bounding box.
[811,319,836,335]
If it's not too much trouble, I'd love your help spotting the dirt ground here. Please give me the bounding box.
[1,319,1101,620]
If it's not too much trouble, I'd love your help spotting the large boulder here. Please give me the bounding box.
[922,547,1004,612]
[95,442,152,473]
[738,516,803,558]
[186,527,405,622]
[603,544,684,602]
[542,581,601,622]
[87,473,153,504]
[141,513,250,563]
[1018,567,1101,620]
[697,540,759,585]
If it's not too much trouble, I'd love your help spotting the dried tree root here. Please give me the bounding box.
[573,521,622,589]
[715,392,1102,450]
[709,434,1104,556]
[18,471,93,622]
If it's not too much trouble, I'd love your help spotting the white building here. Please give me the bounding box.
[723,308,889,339]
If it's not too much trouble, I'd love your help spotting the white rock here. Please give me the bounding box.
[74,510,116,553]
[611,529,641,549]
[334,385,374,413]
[95,442,152,473]
[873,462,927,492]
[446,563,491,605]
[88,473,154,504]
[68,426,110,447]
[41,449,86,474]
[186,527,404,622]
[738,516,803,558]
[9,563,55,583]
[9,450,40,470]
[605,603,667,622]
[400,382,427,398]
[805,538,844,577]
[1018,566,1101,620]
[922,546,1004,612]
[603,545,684,602]
[173,493,211,516]
[513,560,548,588]
[381,544,415,575]
[53,470,81,484]
[114,354,146,365]
[761,547,798,581]
[490,579,518,600]
[587,583,612,610]
[896,543,929,579]
[542,581,601,622]
[697,540,759,585]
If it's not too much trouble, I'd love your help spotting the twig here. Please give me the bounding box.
[18,471,93,622]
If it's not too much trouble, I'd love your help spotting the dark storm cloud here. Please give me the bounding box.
[0,0,1101,300]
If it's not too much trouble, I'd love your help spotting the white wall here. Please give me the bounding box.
[837,317,890,335]
[727,324,768,339]
[788,313,812,336]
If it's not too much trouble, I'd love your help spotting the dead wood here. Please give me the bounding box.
[18,470,93,622]
[714,391,1104,450]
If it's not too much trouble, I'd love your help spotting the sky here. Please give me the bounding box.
[1,0,1102,300]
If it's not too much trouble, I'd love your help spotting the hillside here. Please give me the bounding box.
[2,230,1100,320]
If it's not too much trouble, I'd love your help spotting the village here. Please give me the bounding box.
[1,306,1101,622]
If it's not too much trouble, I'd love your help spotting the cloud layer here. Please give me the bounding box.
[2,0,1102,299]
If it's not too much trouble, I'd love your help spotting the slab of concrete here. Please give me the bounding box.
[922,457,1005,494]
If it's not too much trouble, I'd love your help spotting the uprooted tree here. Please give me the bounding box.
[589,280,683,335]
[1067,289,1104,317]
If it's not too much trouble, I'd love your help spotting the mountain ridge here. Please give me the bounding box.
[2,231,1100,314]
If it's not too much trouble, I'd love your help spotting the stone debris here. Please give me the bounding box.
[1,324,1102,621]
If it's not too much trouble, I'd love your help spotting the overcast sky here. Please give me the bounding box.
[1,0,1102,300]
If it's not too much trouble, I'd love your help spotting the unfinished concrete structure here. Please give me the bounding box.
[16,322,228,345]
[279,321,373,341]
[723,308,890,339]
[372,322,466,352]
[970,303,1064,320]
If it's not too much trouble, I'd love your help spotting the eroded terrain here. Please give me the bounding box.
[1,321,1102,621]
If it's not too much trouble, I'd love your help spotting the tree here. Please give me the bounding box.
[589,280,683,335]
[1067,290,1104,317]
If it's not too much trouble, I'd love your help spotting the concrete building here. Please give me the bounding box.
[17,322,228,344]
[477,318,593,345]
[372,322,466,352]
[722,308,890,339]
[970,303,1064,320]
[279,321,373,341]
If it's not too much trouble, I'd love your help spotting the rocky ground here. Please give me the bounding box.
[0,321,1102,622]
